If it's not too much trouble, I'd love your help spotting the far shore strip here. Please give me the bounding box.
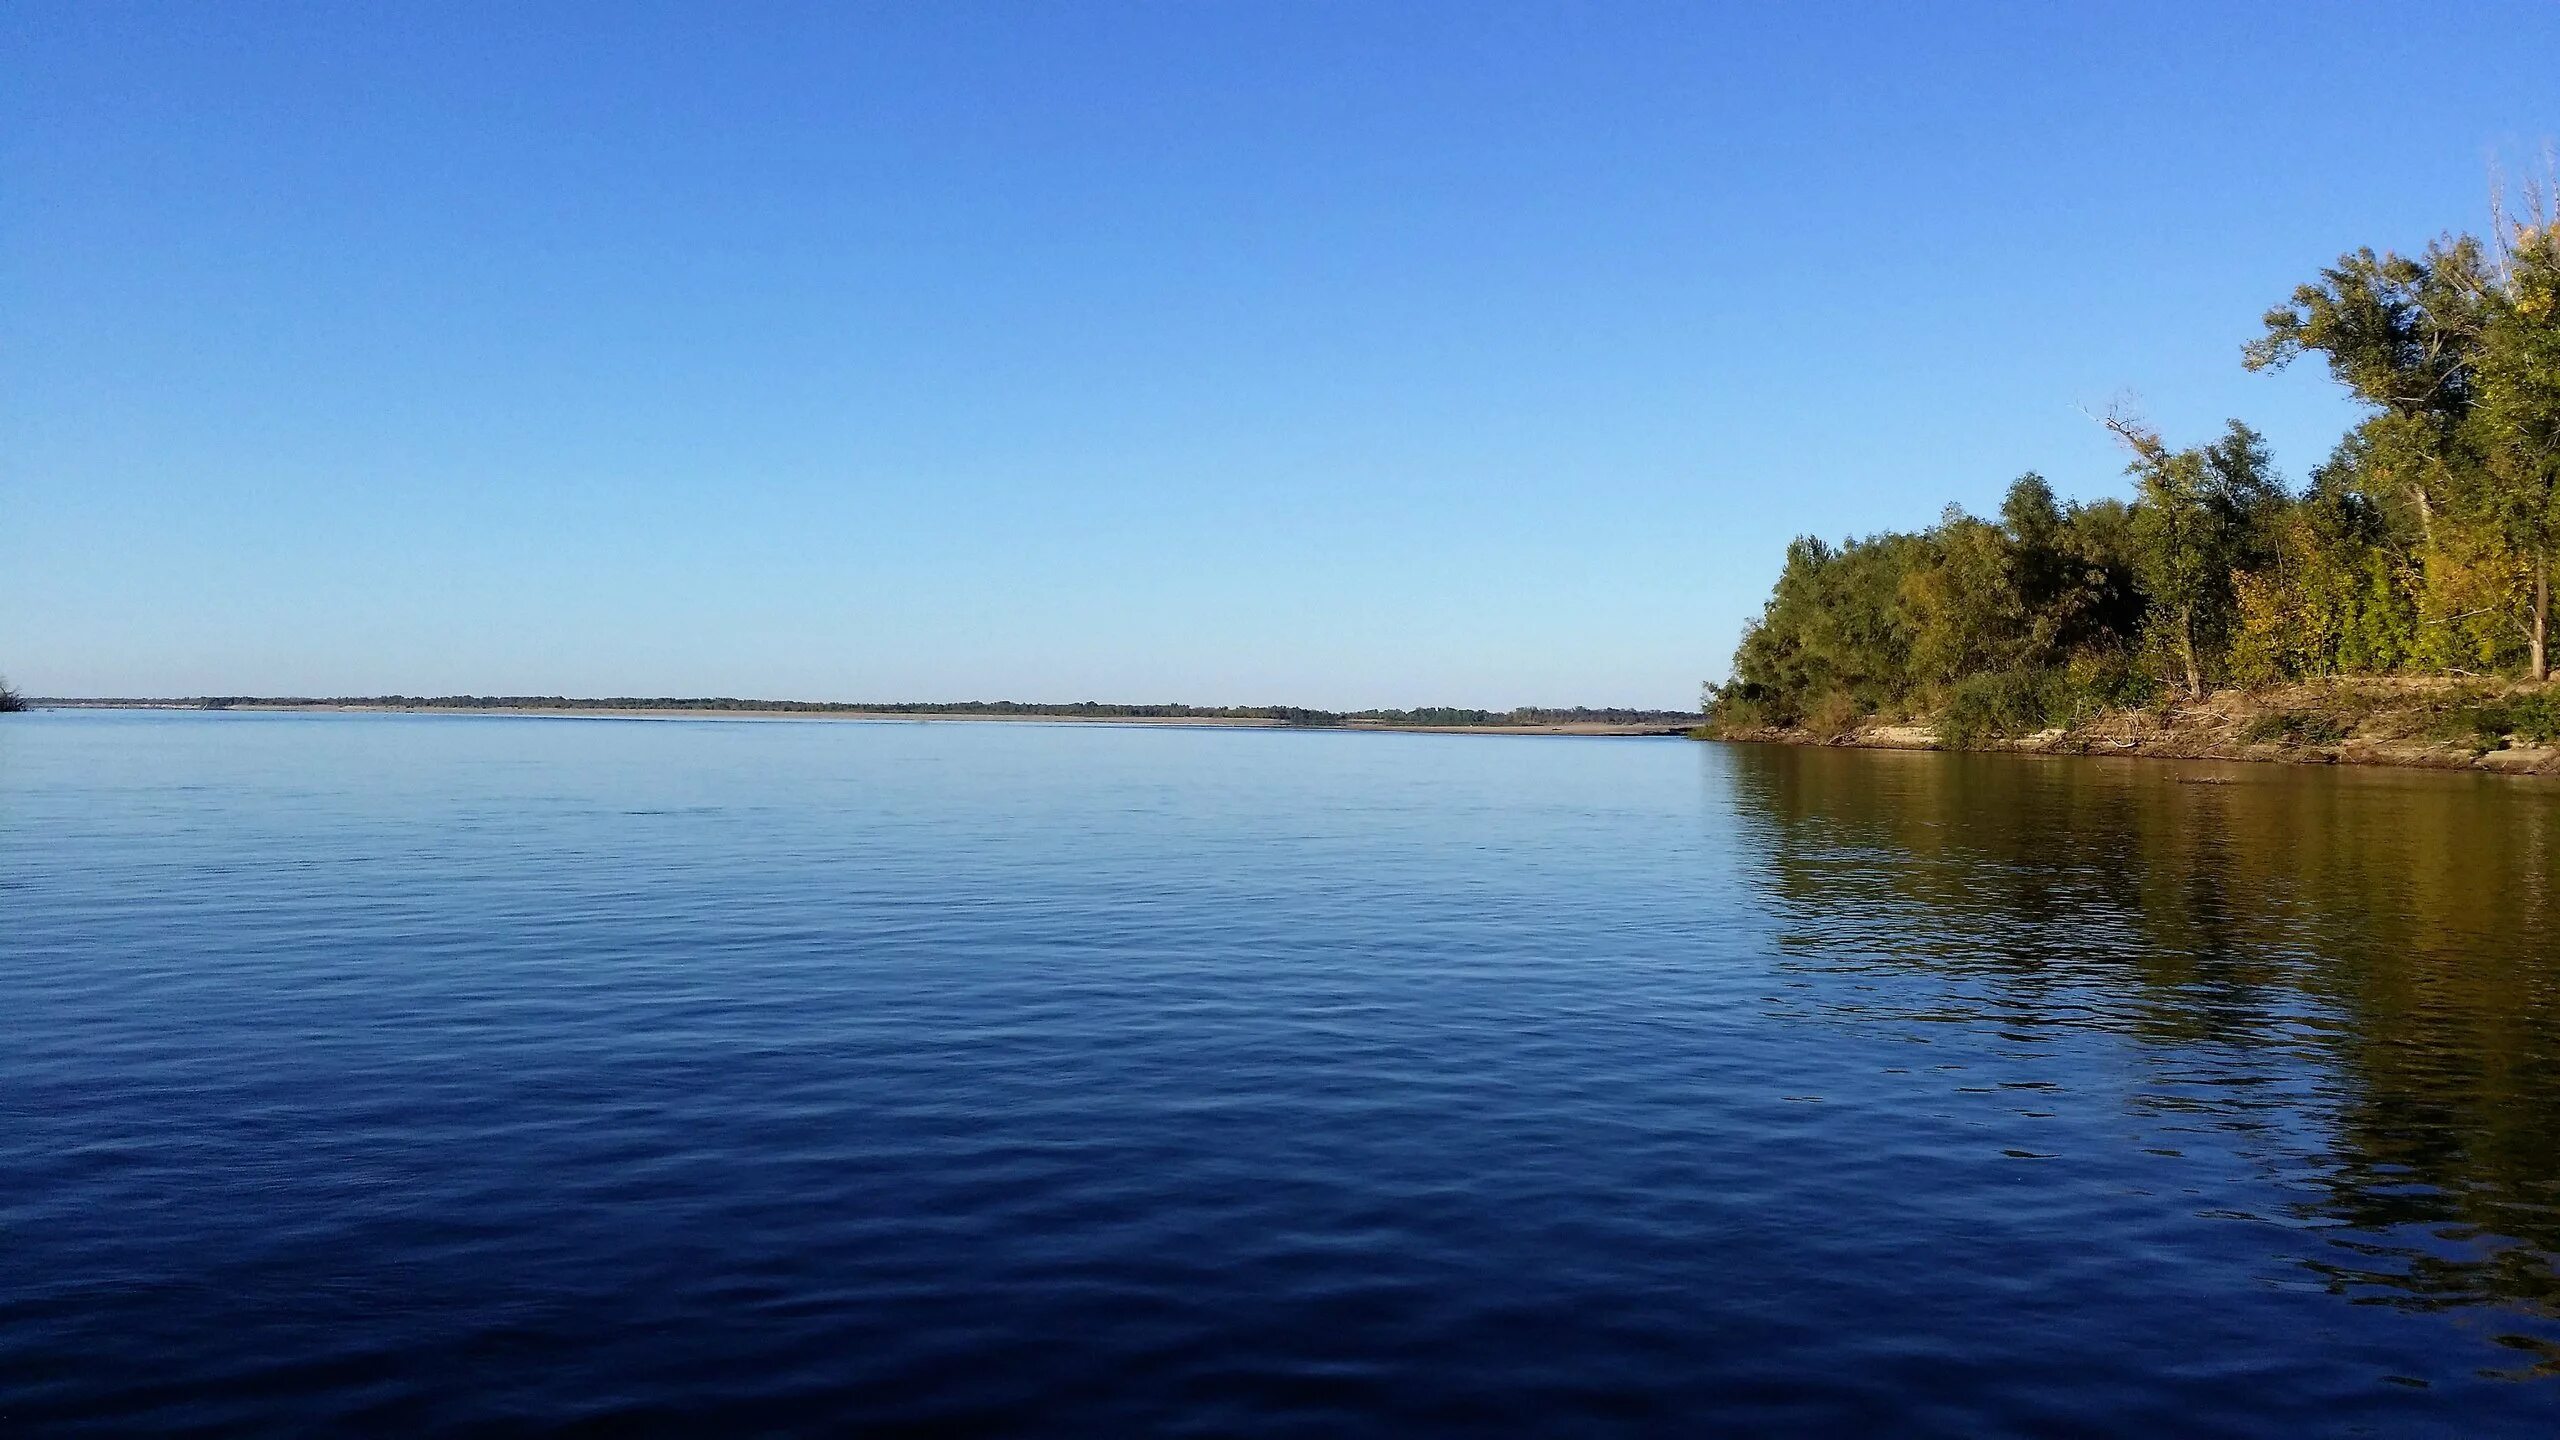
[39,701,1695,737]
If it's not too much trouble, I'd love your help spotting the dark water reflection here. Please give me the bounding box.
[1726,746,2560,1370]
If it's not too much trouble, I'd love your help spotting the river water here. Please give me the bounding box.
[4,710,2555,1434]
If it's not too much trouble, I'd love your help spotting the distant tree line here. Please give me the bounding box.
[161,696,1702,727]
[1349,706,1700,726]
[183,696,1363,723]
[1711,189,2560,739]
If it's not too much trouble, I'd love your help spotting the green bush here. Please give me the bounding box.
[1805,690,1865,739]
[1936,669,2069,747]
[2061,652,2159,716]
[1703,686,1788,734]
[2456,690,2560,747]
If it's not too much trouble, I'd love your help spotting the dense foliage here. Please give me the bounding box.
[1711,203,2560,736]
[0,677,24,713]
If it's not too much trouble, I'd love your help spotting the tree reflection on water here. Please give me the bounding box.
[1722,745,2560,1373]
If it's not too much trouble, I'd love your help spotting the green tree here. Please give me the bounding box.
[1713,188,2560,736]
[1726,531,1937,725]
[2244,239,2491,546]
[2112,417,2284,696]
[2473,219,2560,678]
[2231,467,2416,682]
[1998,473,2073,639]
[1900,505,2023,685]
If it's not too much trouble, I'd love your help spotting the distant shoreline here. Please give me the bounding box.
[30,699,1699,738]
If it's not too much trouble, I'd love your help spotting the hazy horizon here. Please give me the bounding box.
[8,2,2556,709]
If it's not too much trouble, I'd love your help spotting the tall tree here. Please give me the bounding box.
[2473,219,2560,678]
[2244,239,2491,545]
[2111,417,2283,697]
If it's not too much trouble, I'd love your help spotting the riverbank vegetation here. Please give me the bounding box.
[1707,189,2560,751]
[0,677,25,713]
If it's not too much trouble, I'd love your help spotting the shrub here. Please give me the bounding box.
[1805,690,1865,739]
[1703,685,1789,735]
[2060,651,2159,718]
[2454,690,2560,747]
[1936,669,2068,747]
[0,677,24,714]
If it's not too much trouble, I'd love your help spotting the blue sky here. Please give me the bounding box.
[5,2,2554,708]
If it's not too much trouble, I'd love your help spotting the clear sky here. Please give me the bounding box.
[5,2,2554,708]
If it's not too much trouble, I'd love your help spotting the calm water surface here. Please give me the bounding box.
[5,710,2558,1435]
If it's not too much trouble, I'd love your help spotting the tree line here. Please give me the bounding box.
[1710,191,2560,739]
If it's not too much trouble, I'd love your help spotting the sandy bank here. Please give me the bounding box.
[1706,679,2560,777]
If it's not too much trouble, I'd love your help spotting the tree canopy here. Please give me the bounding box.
[1714,188,2560,736]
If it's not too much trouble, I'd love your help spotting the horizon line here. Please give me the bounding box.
[27,694,1707,720]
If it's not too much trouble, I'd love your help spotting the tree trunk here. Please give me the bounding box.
[2534,549,2551,683]
[2179,608,2203,699]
